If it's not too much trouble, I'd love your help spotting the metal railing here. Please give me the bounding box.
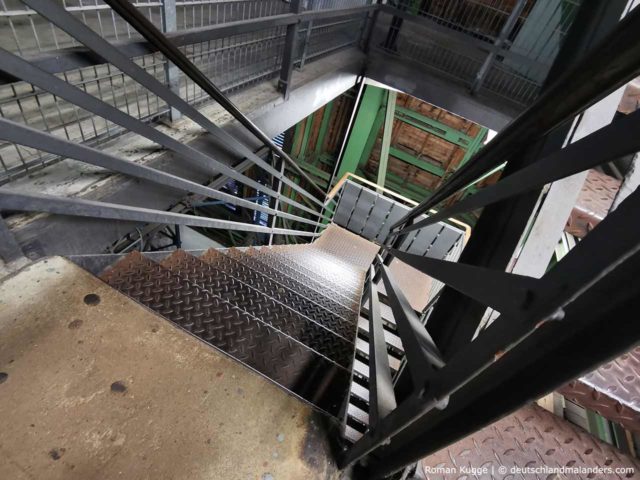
[372,0,581,107]
[339,5,640,477]
[0,0,371,183]
[0,0,380,255]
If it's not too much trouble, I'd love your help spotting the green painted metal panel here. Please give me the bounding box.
[298,162,330,183]
[378,90,397,190]
[389,146,446,177]
[460,126,488,168]
[395,105,473,147]
[360,107,385,168]
[299,113,314,160]
[315,101,334,155]
[337,85,386,179]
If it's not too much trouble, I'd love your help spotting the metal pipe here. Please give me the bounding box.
[0,191,319,237]
[0,117,321,229]
[22,0,327,217]
[103,0,329,201]
[0,47,325,226]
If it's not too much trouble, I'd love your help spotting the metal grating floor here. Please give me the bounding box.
[100,225,380,418]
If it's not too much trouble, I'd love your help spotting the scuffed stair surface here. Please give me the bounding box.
[101,250,351,416]
[420,403,640,479]
[99,224,380,418]
[0,256,341,480]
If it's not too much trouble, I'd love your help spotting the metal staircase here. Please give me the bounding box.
[3,1,640,479]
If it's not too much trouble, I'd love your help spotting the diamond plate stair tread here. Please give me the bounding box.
[224,248,358,322]
[421,403,640,479]
[558,346,640,433]
[558,380,640,435]
[201,248,357,339]
[299,243,376,280]
[257,249,362,305]
[277,243,365,281]
[159,250,355,369]
[314,223,381,270]
[100,251,351,417]
[267,245,363,292]
[243,248,359,312]
[260,249,362,303]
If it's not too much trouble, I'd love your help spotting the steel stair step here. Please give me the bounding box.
[100,250,351,418]
[224,247,358,322]
[201,248,357,339]
[242,247,359,313]
[266,245,363,293]
[350,381,370,403]
[558,346,640,433]
[159,250,357,370]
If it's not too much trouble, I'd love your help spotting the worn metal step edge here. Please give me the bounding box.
[224,248,359,321]
[159,250,357,370]
[201,248,358,336]
[242,247,360,313]
[100,251,352,418]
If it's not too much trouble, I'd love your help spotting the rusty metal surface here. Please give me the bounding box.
[225,247,358,322]
[101,251,351,417]
[160,250,356,369]
[566,170,621,238]
[421,403,640,479]
[243,248,359,312]
[559,380,640,434]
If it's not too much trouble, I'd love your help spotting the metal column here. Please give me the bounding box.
[278,0,303,100]
[161,0,181,122]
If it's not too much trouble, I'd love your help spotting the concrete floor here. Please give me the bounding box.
[0,257,344,480]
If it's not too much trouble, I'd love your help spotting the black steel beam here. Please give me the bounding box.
[390,249,539,316]
[278,0,303,100]
[379,259,445,377]
[396,0,630,364]
[366,186,640,478]
[367,265,397,429]
[397,107,640,234]
[369,2,631,474]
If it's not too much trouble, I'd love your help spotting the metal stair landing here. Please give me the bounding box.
[99,233,378,418]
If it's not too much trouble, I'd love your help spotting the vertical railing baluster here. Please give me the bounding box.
[161,0,181,122]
